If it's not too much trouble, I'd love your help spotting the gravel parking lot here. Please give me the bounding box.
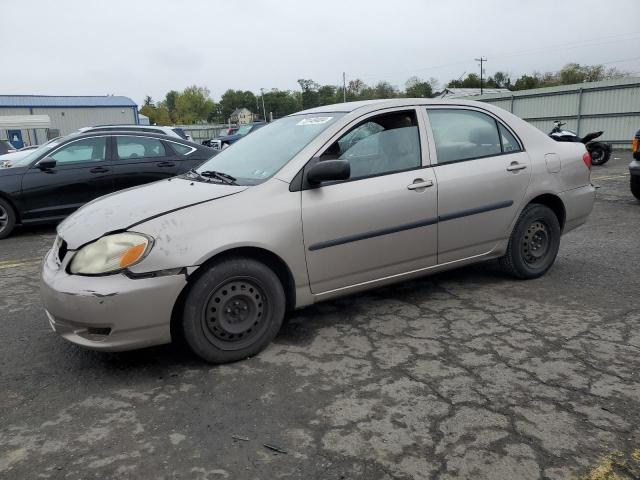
[1,153,639,480]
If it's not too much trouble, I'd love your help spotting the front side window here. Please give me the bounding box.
[116,136,166,159]
[320,111,421,180]
[427,109,502,164]
[50,137,107,164]
[196,113,344,184]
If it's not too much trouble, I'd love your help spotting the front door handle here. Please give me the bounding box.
[90,166,109,173]
[157,161,176,168]
[407,179,434,190]
[506,162,528,172]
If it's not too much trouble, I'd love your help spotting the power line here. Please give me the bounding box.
[357,31,640,81]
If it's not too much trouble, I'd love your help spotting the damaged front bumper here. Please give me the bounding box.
[40,247,187,352]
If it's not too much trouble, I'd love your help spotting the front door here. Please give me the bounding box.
[301,109,438,294]
[426,107,532,263]
[21,136,113,222]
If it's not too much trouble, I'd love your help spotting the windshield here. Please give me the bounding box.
[197,113,344,184]
[234,124,253,136]
[6,137,64,167]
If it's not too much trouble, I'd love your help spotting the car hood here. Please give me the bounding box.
[58,177,248,249]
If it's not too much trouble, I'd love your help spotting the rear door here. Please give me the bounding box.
[425,107,531,263]
[110,135,181,190]
[20,136,112,221]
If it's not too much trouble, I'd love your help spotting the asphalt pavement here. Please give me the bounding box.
[1,153,639,479]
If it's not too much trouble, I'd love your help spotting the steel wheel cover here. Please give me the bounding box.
[201,277,270,351]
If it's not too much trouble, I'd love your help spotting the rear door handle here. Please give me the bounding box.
[157,161,176,168]
[407,179,434,190]
[506,162,527,172]
[90,166,109,173]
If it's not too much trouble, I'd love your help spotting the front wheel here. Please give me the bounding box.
[500,204,561,279]
[0,198,17,240]
[182,257,285,363]
[631,175,640,201]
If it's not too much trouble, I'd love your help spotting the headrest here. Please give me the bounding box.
[469,127,497,145]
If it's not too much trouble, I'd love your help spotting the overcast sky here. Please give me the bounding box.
[2,0,639,105]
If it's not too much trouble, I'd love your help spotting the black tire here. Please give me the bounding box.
[182,257,285,364]
[631,175,640,201]
[0,197,17,240]
[500,204,561,279]
[589,145,607,166]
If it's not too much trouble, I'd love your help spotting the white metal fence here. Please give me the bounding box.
[471,77,640,147]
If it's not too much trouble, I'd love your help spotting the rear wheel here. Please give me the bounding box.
[182,257,285,363]
[589,145,607,166]
[500,204,561,279]
[0,198,16,240]
[631,175,640,201]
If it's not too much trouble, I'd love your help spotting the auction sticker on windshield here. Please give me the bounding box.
[296,117,333,126]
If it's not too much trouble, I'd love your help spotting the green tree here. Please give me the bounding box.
[318,85,338,106]
[173,85,215,124]
[143,95,154,107]
[164,90,179,121]
[405,76,433,98]
[219,89,258,122]
[297,79,320,109]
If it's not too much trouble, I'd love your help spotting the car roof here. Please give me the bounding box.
[291,98,499,115]
[63,130,203,147]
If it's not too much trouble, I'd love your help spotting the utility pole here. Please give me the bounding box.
[260,88,267,122]
[475,57,487,95]
[342,72,346,103]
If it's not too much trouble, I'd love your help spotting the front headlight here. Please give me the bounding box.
[69,232,153,275]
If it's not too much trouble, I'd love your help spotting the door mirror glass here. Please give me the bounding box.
[37,158,57,170]
[307,160,350,184]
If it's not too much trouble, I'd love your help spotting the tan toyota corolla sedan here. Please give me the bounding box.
[41,99,595,363]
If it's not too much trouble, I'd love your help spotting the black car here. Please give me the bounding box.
[0,131,216,238]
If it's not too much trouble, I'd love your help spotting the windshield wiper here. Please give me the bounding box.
[199,170,237,185]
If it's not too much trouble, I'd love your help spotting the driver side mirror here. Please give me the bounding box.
[307,159,350,184]
[37,158,57,170]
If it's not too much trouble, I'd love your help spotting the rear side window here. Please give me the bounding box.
[427,109,502,164]
[171,143,194,155]
[498,123,522,153]
[50,137,107,164]
[116,136,166,159]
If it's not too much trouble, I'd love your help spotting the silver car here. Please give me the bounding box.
[41,99,596,363]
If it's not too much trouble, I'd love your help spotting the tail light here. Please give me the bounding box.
[633,137,638,155]
[582,152,592,170]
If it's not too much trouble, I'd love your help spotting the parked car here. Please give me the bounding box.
[0,131,216,238]
[0,140,18,156]
[77,125,193,141]
[202,127,240,147]
[206,122,266,149]
[41,99,595,363]
[631,128,640,200]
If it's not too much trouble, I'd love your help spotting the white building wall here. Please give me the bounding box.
[0,106,137,145]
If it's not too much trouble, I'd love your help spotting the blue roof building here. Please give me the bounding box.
[0,95,139,147]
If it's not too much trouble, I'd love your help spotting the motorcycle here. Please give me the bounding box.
[548,121,611,166]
